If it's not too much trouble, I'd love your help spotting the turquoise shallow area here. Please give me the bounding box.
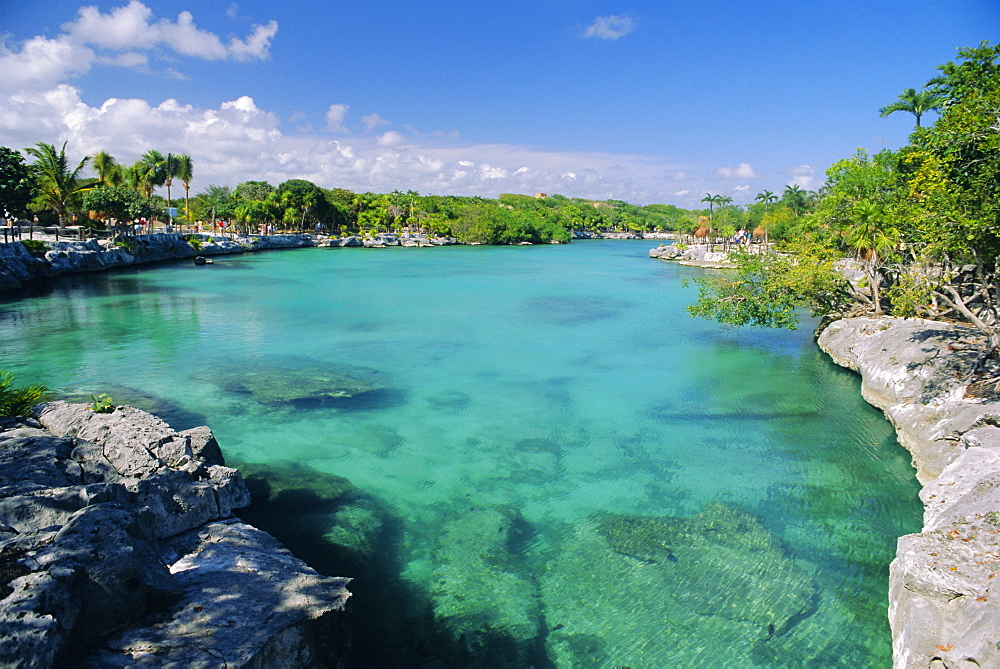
[0,240,921,665]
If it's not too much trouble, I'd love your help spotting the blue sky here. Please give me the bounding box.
[0,1,996,206]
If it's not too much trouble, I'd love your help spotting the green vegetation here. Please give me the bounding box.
[19,239,48,255]
[0,369,48,417]
[89,392,114,413]
[689,42,1000,349]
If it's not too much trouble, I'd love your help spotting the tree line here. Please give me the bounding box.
[0,138,832,246]
[689,42,1000,349]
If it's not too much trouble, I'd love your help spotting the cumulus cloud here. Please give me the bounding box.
[325,104,349,132]
[716,162,757,179]
[0,1,277,95]
[583,15,637,40]
[63,2,277,62]
[376,130,405,147]
[785,164,816,189]
[734,185,749,192]
[362,113,391,133]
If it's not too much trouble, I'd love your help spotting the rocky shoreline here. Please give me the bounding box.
[0,233,314,292]
[0,231,676,293]
[0,401,351,667]
[817,317,1000,667]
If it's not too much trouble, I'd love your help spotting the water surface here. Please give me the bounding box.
[1,240,920,666]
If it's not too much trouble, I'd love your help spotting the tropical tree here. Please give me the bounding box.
[91,151,117,184]
[843,199,899,314]
[782,184,808,216]
[138,150,166,199]
[755,190,777,210]
[81,186,156,233]
[700,193,721,223]
[0,147,34,221]
[162,153,181,210]
[176,154,193,222]
[879,87,946,129]
[24,142,92,225]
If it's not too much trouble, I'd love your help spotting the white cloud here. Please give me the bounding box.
[63,2,277,62]
[362,113,391,133]
[325,104,349,132]
[675,190,691,196]
[0,35,93,92]
[786,164,816,189]
[377,130,405,147]
[734,185,749,192]
[583,15,637,40]
[0,1,278,95]
[716,162,757,179]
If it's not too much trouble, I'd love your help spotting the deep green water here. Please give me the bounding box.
[1,240,920,666]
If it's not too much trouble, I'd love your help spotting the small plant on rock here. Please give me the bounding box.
[90,393,114,413]
[20,239,49,256]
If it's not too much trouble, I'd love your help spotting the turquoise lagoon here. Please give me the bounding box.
[1,240,920,666]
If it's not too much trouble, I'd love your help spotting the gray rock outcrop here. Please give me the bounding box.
[817,317,1000,668]
[0,403,351,667]
[0,233,317,292]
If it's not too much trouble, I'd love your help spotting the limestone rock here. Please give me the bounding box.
[0,242,49,291]
[818,316,1000,667]
[0,404,350,667]
[88,519,351,668]
[44,240,134,274]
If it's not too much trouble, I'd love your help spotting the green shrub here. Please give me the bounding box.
[90,393,114,414]
[183,234,204,252]
[20,239,49,256]
[0,370,49,417]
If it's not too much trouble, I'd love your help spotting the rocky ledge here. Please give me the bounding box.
[817,317,1000,667]
[0,401,350,667]
[0,234,315,292]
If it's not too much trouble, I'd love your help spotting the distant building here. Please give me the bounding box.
[534,193,547,199]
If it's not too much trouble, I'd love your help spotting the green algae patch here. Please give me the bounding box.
[199,359,383,406]
[430,506,545,667]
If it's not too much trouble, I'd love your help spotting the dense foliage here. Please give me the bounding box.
[0,369,48,417]
[689,42,1000,348]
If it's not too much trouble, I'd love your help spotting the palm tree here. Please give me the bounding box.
[138,150,166,199]
[754,190,778,247]
[879,87,946,129]
[126,161,156,200]
[700,193,719,223]
[844,199,899,315]
[755,190,777,210]
[24,142,93,226]
[783,184,808,216]
[176,154,193,222]
[162,153,183,210]
[91,150,117,184]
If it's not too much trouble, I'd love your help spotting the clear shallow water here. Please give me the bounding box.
[1,241,920,666]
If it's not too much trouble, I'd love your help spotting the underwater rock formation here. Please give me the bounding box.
[541,502,868,666]
[430,506,545,668]
[200,360,383,406]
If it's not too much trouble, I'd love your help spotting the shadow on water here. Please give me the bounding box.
[234,460,550,667]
